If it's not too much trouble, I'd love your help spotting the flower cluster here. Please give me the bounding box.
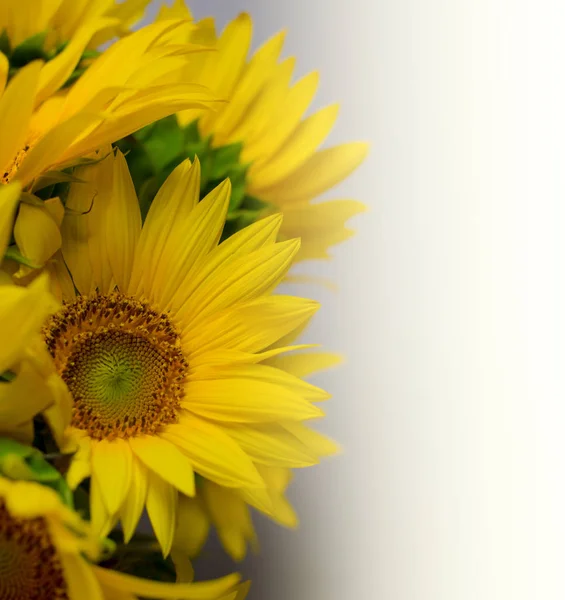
[0,2,366,598]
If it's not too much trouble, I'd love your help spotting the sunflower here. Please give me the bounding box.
[0,0,150,59]
[0,475,243,600]
[0,18,218,273]
[148,2,367,262]
[42,147,333,556]
[0,181,72,445]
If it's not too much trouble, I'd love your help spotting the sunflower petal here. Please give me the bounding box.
[145,469,178,557]
[162,414,263,488]
[129,435,195,498]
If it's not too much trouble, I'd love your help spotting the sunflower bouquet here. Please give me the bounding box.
[0,1,366,598]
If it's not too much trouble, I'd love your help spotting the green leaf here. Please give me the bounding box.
[0,371,15,382]
[209,142,243,180]
[80,49,101,60]
[183,119,201,145]
[4,245,40,269]
[142,116,184,172]
[0,31,11,57]
[10,31,48,67]
[240,194,271,212]
[0,438,74,507]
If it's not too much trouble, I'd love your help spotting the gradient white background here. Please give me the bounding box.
[144,2,565,599]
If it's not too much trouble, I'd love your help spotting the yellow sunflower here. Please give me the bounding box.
[0,0,150,55]
[0,476,242,600]
[155,2,368,262]
[43,147,333,555]
[0,181,72,445]
[0,18,218,273]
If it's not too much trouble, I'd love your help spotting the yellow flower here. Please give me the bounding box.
[45,147,334,555]
[0,182,72,444]
[0,18,218,270]
[158,2,368,262]
[0,475,242,600]
[0,0,150,53]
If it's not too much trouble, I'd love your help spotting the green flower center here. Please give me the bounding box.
[0,500,68,600]
[44,293,187,441]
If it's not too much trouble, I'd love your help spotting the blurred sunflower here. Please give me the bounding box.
[43,148,335,555]
[132,2,368,263]
[0,18,219,274]
[0,476,243,600]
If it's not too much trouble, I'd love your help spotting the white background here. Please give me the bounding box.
[145,2,565,598]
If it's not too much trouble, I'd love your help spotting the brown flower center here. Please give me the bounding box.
[0,500,68,599]
[44,293,187,440]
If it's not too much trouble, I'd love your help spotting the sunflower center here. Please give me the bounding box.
[0,500,68,600]
[44,292,187,440]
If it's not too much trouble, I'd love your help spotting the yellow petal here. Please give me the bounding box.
[60,553,104,600]
[224,423,319,468]
[204,13,251,100]
[153,172,231,311]
[103,150,141,291]
[45,250,76,302]
[90,470,115,538]
[202,481,256,562]
[0,359,55,428]
[0,181,21,257]
[16,112,104,188]
[182,378,323,423]
[129,435,195,497]
[209,30,286,140]
[252,142,369,205]
[145,469,178,556]
[91,439,132,516]
[162,414,263,488]
[241,70,319,164]
[181,239,300,330]
[173,494,209,558]
[282,421,341,458]
[184,295,319,357]
[192,364,330,402]
[173,213,282,310]
[266,351,343,378]
[93,566,241,600]
[64,432,92,490]
[249,104,339,188]
[170,549,195,584]
[0,273,58,373]
[221,57,294,150]
[280,198,367,260]
[14,200,62,269]
[0,61,41,177]
[36,18,114,106]
[129,158,196,298]
[119,454,148,543]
